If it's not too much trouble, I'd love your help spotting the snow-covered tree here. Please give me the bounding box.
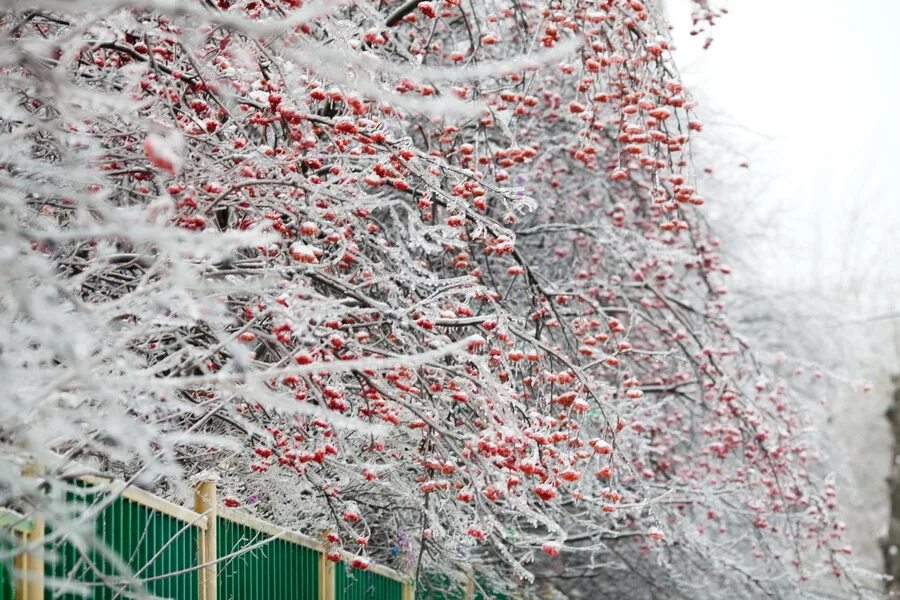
[0,0,862,597]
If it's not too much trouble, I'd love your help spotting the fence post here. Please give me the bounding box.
[463,569,475,600]
[15,459,44,600]
[318,553,335,600]
[194,475,218,600]
[14,517,43,600]
[403,579,415,600]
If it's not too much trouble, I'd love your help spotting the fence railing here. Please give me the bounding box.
[0,473,422,600]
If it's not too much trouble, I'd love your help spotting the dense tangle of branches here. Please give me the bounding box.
[0,0,863,597]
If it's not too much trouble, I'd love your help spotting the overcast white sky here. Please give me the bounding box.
[667,0,900,317]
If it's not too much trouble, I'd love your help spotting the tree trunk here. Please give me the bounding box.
[883,376,900,595]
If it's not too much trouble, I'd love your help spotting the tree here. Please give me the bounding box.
[0,0,861,597]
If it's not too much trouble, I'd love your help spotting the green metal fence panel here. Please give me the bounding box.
[216,516,319,600]
[44,486,199,600]
[0,538,12,600]
[334,561,403,600]
[0,564,10,600]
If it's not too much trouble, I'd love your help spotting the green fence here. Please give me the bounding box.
[42,487,199,600]
[0,475,517,600]
[217,515,320,599]
[0,475,416,600]
[0,549,11,600]
[335,561,403,600]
